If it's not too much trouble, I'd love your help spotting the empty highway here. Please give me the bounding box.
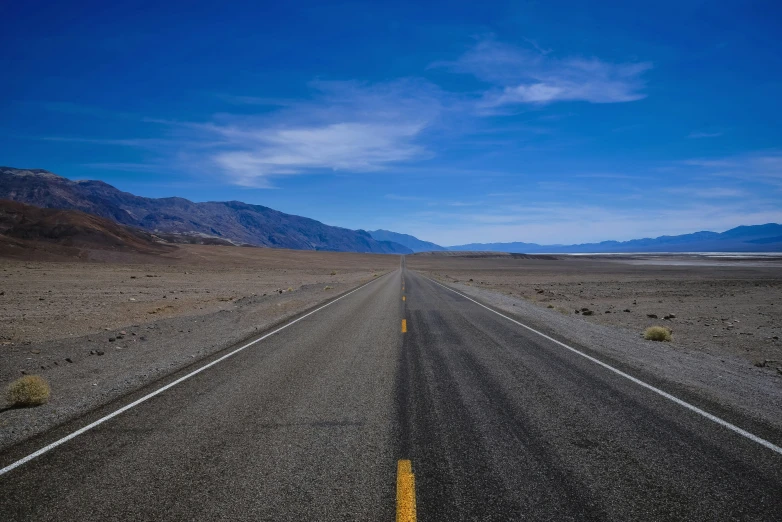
[1,263,781,521]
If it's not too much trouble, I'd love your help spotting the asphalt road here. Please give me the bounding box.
[2,264,782,521]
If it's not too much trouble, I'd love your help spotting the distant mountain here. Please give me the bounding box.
[448,224,782,253]
[369,229,446,252]
[0,199,175,257]
[0,167,412,254]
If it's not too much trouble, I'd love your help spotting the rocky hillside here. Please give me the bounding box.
[0,167,411,254]
[369,229,446,252]
[0,199,175,257]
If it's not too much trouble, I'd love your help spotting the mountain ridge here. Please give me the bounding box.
[368,229,447,253]
[0,167,412,254]
[448,224,782,252]
[369,225,782,253]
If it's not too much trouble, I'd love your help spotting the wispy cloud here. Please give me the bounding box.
[681,151,782,181]
[214,94,295,107]
[400,201,782,246]
[199,79,444,187]
[39,136,174,148]
[385,194,429,202]
[438,38,652,107]
[664,186,747,198]
[688,131,724,139]
[212,121,429,186]
[81,162,165,172]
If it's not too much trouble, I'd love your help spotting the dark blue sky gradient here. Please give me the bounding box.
[2,1,781,244]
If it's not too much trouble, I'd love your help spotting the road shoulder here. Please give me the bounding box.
[414,272,782,436]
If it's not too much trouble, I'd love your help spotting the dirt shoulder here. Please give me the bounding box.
[0,245,399,451]
[407,254,782,432]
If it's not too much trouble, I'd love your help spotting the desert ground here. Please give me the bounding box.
[407,253,782,369]
[3,246,781,452]
[0,245,398,449]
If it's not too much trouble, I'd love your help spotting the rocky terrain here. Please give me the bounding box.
[408,253,782,370]
[0,167,411,254]
[0,199,179,258]
[0,246,399,450]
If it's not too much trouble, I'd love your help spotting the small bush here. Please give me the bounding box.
[287,287,293,292]
[7,375,50,407]
[644,326,672,342]
[330,271,337,276]
[324,285,333,290]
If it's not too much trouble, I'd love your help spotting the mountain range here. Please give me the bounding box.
[2,166,780,255]
[373,226,782,253]
[368,229,448,253]
[0,167,411,254]
[446,225,782,253]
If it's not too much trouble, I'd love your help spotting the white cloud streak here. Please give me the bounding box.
[688,131,724,138]
[440,38,652,107]
[682,151,782,181]
[200,80,443,187]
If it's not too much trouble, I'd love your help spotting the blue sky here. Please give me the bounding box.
[2,0,781,246]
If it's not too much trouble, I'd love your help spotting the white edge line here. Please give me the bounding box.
[423,275,782,456]
[0,271,393,476]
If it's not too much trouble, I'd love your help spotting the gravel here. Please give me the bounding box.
[429,276,782,433]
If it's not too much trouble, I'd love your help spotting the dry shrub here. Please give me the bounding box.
[644,326,672,342]
[7,375,51,407]
[330,271,337,276]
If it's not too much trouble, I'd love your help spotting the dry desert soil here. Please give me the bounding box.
[0,244,398,450]
[3,247,782,452]
[408,253,782,366]
[407,252,782,434]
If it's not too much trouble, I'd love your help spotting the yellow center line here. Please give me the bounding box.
[396,460,417,522]
[402,296,406,301]
[401,319,407,333]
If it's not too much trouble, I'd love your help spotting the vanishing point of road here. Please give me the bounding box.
[2,259,781,520]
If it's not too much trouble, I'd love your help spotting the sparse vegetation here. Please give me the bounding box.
[324,285,333,290]
[7,375,50,407]
[287,287,293,292]
[644,326,672,342]
[330,271,337,276]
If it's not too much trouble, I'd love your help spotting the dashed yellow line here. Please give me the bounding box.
[396,460,416,522]
[402,296,406,301]
[401,319,407,333]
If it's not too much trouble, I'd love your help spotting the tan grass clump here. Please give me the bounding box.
[644,326,672,342]
[7,375,51,407]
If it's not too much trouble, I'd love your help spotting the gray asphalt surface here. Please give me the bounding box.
[2,263,782,521]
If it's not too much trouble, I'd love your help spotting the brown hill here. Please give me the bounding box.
[0,200,176,260]
[0,167,412,254]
